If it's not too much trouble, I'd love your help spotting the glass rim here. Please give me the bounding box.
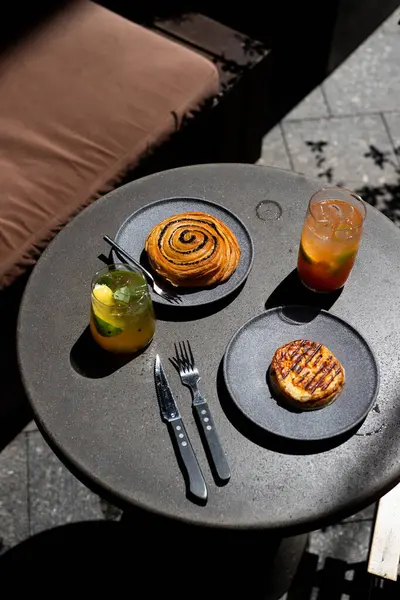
[308,186,366,230]
[91,263,148,308]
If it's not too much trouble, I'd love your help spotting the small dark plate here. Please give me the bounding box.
[223,306,380,442]
[113,197,254,307]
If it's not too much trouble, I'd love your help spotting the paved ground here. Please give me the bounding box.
[259,9,400,227]
[1,8,400,598]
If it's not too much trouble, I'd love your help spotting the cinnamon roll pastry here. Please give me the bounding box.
[145,212,241,287]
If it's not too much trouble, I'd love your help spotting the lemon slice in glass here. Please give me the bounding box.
[92,284,123,337]
[93,283,115,305]
[299,241,319,264]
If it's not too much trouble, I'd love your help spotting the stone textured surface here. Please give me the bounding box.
[279,504,377,599]
[23,420,38,432]
[323,32,400,115]
[382,9,400,34]
[284,87,330,121]
[282,114,399,188]
[0,435,28,549]
[384,112,400,152]
[309,519,373,564]
[28,432,103,535]
[17,163,400,531]
[257,124,292,170]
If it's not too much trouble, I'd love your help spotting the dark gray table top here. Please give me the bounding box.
[18,165,400,531]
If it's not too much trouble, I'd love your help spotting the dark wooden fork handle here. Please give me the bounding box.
[194,403,231,483]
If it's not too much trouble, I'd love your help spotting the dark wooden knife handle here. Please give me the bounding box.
[169,418,208,502]
[194,403,231,483]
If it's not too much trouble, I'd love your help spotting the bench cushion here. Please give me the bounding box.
[0,1,219,288]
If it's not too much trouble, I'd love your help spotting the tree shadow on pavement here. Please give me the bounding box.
[304,139,400,226]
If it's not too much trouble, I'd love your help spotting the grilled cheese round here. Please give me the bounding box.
[269,340,345,410]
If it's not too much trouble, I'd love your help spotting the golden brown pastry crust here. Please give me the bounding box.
[269,340,345,410]
[145,212,241,288]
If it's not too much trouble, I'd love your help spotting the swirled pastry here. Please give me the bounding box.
[145,212,241,287]
[269,340,345,410]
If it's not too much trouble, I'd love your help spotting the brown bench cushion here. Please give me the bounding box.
[0,1,219,288]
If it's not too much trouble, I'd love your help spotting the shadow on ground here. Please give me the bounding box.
[286,550,399,599]
[0,517,304,599]
[0,273,34,451]
[0,518,398,599]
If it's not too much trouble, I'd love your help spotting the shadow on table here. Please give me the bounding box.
[154,279,246,322]
[70,325,141,378]
[265,269,342,313]
[216,360,360,455]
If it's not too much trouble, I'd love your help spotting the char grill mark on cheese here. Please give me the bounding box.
[280,341,341,392]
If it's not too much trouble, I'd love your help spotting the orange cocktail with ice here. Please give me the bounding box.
[298,188,366,293]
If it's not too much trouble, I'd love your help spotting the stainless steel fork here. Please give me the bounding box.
[171,341,231,483]
[103,235,182,305]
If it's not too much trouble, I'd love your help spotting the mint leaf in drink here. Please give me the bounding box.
[113,286,131,304]
[113,281,147,304]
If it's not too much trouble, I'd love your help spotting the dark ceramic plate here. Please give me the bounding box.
[113,197,254,307]
[223,306,379,441]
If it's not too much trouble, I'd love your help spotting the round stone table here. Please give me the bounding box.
[18,165,400,543]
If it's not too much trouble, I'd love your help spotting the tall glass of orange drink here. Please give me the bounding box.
[298,188,366,293]
[90,263,155,353]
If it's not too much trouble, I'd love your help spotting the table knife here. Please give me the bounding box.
[154,355,207,502]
